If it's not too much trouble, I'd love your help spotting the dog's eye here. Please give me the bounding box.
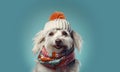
[62,31,68,36]
[49,32,54,36]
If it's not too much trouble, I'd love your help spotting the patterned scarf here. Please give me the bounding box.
[38,47,75,70]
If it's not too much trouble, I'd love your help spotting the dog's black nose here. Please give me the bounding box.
[55,39,62,45]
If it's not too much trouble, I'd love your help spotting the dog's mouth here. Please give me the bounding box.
[53,45,67,49]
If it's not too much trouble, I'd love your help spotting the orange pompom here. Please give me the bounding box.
[49,11,66,20]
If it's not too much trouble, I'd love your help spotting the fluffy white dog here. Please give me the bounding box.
[32,12,82,72]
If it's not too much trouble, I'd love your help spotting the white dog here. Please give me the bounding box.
[32,12,82,72]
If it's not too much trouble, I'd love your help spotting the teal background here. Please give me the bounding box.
[0,0,120,72]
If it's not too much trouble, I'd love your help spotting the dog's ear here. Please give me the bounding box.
[32,30,45,55]
[72,31,82,51]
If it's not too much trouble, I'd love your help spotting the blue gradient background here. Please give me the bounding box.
[0,0,120,72]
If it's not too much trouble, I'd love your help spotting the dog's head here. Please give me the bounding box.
[32,29,82,54]
[32,12,82,55]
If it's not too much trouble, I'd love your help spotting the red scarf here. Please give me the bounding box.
[38,47,75,70]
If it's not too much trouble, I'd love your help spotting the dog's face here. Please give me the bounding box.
[44,29,73,53]
[32,28,82,55]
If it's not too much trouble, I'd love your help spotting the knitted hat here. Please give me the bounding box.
[43,12,72,32]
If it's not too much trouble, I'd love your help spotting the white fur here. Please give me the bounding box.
[32,29,82,72]
[72,31,82,51]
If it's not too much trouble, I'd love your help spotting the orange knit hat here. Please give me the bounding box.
[44,11,72,32]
